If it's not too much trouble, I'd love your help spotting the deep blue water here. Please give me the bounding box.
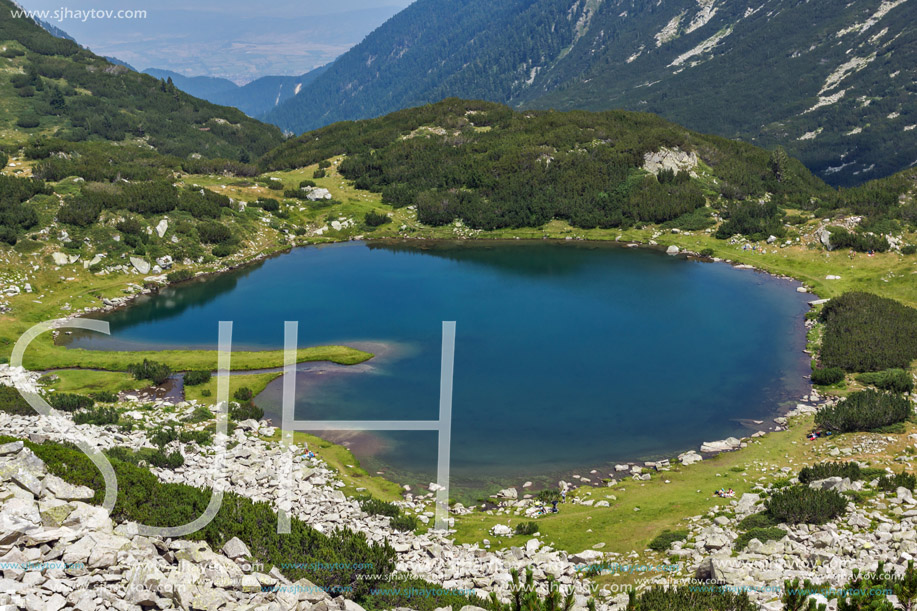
[68,241,811,491]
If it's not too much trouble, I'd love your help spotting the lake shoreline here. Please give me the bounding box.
[48,234,820,498]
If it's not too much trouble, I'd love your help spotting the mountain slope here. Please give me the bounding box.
[0,2,283,159]
[261,98,833,231]
[264,0,916,187]
[143,69,239,100]
[263,0,595,132]
[143,65,329,120]
[209,65,330,119]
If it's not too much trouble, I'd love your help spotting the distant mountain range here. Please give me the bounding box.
[143,66,329,120]
[260,0,916,187]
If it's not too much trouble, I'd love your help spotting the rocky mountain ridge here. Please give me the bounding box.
[265,0,916,187]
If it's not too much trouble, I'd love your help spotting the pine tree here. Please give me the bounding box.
[770,147,789,182]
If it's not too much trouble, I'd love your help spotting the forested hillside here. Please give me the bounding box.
[262,99,831,230]
[265,0,916,187]
[0,1,283,159]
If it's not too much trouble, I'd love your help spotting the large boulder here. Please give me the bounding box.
[735,493,761,514]
[816,227,834,250]
[221,536,250,559]
[695,557,725,583]
[305,187,333,201]
[130,257,151,274]
[42,474,94,501]
[700,437,741,453]
[643,147,699,176]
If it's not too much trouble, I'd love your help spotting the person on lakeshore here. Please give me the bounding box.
[562,490,567,503]
[551,500,559,513]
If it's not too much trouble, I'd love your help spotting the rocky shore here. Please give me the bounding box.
[4,363,916,610]
[0,365,607,611]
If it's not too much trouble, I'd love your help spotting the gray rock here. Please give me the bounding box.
[129,257,151,274]
[700,437,741,453]
[42,474,94,501]
[221,536,250,559]
[695,557,724,583]
[736,493,761,514]
[0,441,23,456]
[817,227,833,250]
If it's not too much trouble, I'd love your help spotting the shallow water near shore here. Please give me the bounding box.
[67,240,812,493]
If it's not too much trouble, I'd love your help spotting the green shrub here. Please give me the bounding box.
[734,527,786,551]
[819,292,917,372]
[167,269,194,283]
[299,180,316,189]
[148,425,177,448]
[827,227,889,253]
[815,390,910,433]
[699,248,715,257]
[715,200,785,241]
[0,385,33,415]
[16,114,40,129]
[229,401,263,421]
[184,405,214,423]
[254,197,280,212]
[627,586,756,610]
[781,578,828,611]
[856,369,914,393]
[107,446,184,470]
[73,406,119,425]
[183,370,212,386]
[147,449,185,469]
[358,496,400,518]
[766,485,848,524]
[661,207,715,231]
[364,210,392,227]
[89,391,118,403]
[798,462,862,484]
[179,430,213,446]
[877,471,917,492]
[514,521,539,536]
[48,393,94,412]
[201,389,212,397]
[902,245,917,255]
[535,489,561,503]
[211,243,233,257]
[127,360,172,385]
[197,221,232,244]
[811,367,845,386]
[737,512,777,530]
[57,197,101,227]
[647,529,687,552]
[233,387,253,402]
[390,514,419,532]
[313,168,327,179]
